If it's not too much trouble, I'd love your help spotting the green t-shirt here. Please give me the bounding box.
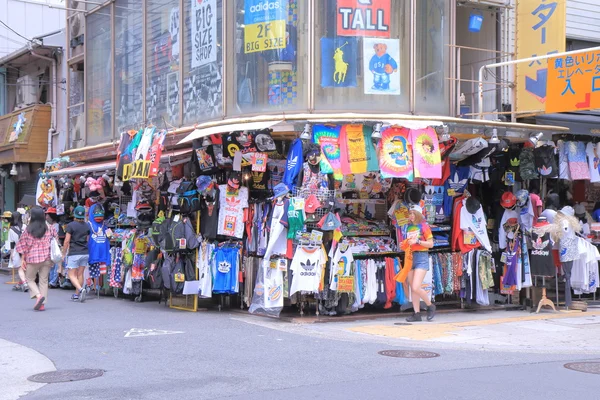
[282,198,305,240]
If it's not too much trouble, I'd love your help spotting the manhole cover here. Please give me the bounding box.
[28,369,104,383]
[378,350,440,358]
[564,362,600,375]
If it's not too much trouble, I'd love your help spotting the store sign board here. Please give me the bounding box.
[337,0,391,38]
[515,0,566,114]
[122,160,151,181]
[244,0,287,54]
[546,49,600,113]
[191,0,217,68]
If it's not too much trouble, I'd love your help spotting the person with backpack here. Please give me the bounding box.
[62,206,90,302]
[15,207,58,311]
[3,212,27,292]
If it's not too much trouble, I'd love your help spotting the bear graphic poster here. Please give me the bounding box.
[363,38,400,95]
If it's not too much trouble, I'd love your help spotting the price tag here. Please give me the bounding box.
[178,238,187,249]
[105,228,113,238]
[500,252,507,263]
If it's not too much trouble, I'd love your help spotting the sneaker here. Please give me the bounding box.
[12,284,22,291]
[406,312,422,322]
[426,304,437,321]
[71,294,79,301]
[38,305,45,311]
[79,288,87,303]
[33,296,45,311]
[22,283,29,292]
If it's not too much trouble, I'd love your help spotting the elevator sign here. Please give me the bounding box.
[337,0,391,38]
[244,0,288,54]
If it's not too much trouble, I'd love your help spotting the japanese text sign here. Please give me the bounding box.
[515,0,565,114]
[244,0,288,54]
[337,0,391,38]
[546,50,600,113]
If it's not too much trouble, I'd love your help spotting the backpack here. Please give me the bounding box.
[158,217,199,253]
[145,252,163,290]
[170,256,186,294]
[177,180,200,215]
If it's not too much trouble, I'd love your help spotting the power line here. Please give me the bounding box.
[0,19,32,44]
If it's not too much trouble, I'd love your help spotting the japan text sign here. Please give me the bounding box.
[515,0,566,114]
[337,0,391,38]
[244,0,287,54]
[546,50,600,113]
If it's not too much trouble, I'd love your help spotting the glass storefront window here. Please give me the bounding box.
[146,0,181,126]
[115,0,144,132]
[228,0,307,115]
[182,0,223,125]
[86,7,112,146]
[314,0,410,112]
[415,0,450,115]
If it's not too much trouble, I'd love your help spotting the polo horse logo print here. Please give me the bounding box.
[333,42,349,84]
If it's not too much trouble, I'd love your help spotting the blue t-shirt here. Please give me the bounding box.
[443,165,470,218]
[88,221,111,265]
[213,247,238,294]
[282,138,304,189]
[593,209,600,223]
[369,53,398,74]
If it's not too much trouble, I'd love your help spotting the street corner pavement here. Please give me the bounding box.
[336,307,600,354]
[0,338,56,400]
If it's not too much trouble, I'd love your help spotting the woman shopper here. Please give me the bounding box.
[45,208,61,288]
[15,207,57,311]
[62,206,89,302]
[403,205,436,322]
[4,212,27,291]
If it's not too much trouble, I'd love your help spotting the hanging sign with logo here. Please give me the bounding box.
[244,0,288,54]
[337,0,391,38]
[191,0,217,68]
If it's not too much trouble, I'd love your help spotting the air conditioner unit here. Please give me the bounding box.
[16,75,39,107]
[69,1,85,49]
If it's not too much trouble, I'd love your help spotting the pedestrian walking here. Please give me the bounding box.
[4,212,27,291]
[62,206,89,302]
[45,208,61,288]
[403,205,436,322]
[15,207,58,311]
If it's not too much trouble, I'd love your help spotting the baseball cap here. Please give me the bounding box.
[410,204,423,214]
[501,192,517,209]
[45,207,57,214]
[305,194,321,214]
[317,212,341,231]
[74,206,86,219]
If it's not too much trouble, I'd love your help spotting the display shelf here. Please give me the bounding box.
[431,225,451,232]
[342,231,390,237]
[336,198,387,205]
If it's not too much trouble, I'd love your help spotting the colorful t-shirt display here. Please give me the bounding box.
[379,127,413,180]
[313,124,342,178]
[410,127,441,179]
[290,247,326,295]
[147,129,166,176]
[586,142,600,183]
[217,185,249,239]
[135,126,155,161]
[567,141,591,180]
[339,124,369,174]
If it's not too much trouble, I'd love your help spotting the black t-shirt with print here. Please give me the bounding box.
[200,187,220,240]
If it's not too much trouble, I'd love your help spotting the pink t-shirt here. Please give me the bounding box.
[410,127,441,179]
[378,127,413,180]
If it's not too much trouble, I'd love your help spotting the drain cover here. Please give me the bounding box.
[564,362,600,375]
[28,369,104,383]
[394,322,412,326]
[378,350,440,358]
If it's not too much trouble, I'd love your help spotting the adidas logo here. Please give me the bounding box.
[448,172,468,192]
[226,197,241,205]
[300,259,317,276]
[510,158,520,167]
[252,172,264,183]
[218,261,231,273]
[287,156,298,171]
[539,165,553,176]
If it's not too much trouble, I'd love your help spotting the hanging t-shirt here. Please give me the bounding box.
[280,197,305,240]
[263,199,288,260]
[268,160,286,187]
[423,185,444,224]
[313,124,342,178]
[339,124,369,174]
[249,169,271,191]
[586,142,600,183]
[459,200,491,252]
[88,218,110,265]
[529,229,555,276]
[200,187,220,240]
[290,246,325,295]
[217,185,248,239]
[363,125,379,172]
[135,126,155,161]
[534,145,558,178]
[443,164,470,218]
[567,141,591,180]
[557,140,571,180]
[506,144,522,183]
[125,129,143,160]
[410,127,442,179]
[378,126,413,180]
[147,129,166,176]
[213,247,239,294]
[263,267,284,309]
[282,139,304,189]
[330,246,354,291]
[431,137,457,186]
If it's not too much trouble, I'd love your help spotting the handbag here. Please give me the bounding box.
[50,237,63,264]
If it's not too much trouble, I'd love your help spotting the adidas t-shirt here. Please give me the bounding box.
[450,137,488,161]
[217,185,248,239]
[534,145,558,178]
[290,247,325,295]
[443,165,470,218]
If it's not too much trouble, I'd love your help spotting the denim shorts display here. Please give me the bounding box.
[66,254,89,270]
[412,251,430,271]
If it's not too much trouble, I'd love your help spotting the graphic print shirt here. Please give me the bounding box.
[409,127,441,179]
[586,142,600,183]
[369,53,398,73]
[217,185,248,239]
[290,247,325,295]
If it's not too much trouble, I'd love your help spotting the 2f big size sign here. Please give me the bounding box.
[337,0,391,38]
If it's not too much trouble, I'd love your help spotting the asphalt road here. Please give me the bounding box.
[0,283,598,400]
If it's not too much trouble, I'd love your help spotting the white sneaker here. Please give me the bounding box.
[79,287,87,303]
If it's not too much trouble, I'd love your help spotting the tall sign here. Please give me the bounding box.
[515,0,566,114]
[337,0,391,38]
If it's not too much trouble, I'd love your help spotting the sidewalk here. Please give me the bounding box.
[0,338,55,400]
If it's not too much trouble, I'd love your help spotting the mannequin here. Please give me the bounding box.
[530,217,557,313]
[296,143,335,193]
[540,192,560,223]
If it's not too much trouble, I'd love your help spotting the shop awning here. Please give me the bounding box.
[536,112,600,136]
[48,148,192,176]
[178,120,283,144]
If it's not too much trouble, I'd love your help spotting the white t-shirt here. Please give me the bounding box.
[459,200,491,251]
[290,247,325,296]
[329,246,354,291]
[135,127,155,161]
[263,268,284,309]
[217,185,248,239]
[263,199,288,261]
[586,142,600,183]
[518,200,535,234]
[499,209,518,249]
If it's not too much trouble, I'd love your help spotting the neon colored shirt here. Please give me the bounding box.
[402,222,433,252]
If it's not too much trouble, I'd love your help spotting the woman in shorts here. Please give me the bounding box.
[62,206,89,302]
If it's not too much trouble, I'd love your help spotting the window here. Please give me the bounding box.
[228,0,307,115]
[415,0,450,115]
[86,7,112,146]
[182,0,223,125]
[146,0,181,127]
[115,0,144,132]
[314,0,410,112]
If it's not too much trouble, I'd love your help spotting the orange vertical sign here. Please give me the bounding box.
[546,50,600,113]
